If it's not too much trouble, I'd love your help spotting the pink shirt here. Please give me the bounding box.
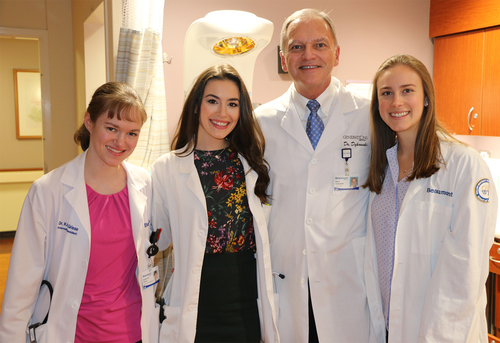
[75,185,142,343]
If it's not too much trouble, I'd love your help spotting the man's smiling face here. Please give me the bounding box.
[281,16,340,100]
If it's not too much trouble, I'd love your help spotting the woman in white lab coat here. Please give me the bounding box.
[0,82,160,343]
[152,64,279,343]
[364,54,498,343]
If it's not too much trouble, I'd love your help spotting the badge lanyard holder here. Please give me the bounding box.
[147,229,162,264]
[28,280,53,343]
[342,148,352,176]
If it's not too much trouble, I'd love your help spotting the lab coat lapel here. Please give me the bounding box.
[314,103,346,154]
[274,89,315,154]
[124,163,147,248]
[179,153,207,212]
[240,156,259,221]
[241,156,257,191]
[60,152,92,240]
[314,80,357,153]
[240,156,265,263]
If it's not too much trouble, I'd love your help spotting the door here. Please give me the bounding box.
[433,30,483,135]
[482,27,500,137]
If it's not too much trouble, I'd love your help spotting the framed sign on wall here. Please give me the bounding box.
[14,69,42,139]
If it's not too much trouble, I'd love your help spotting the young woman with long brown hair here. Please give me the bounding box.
[364,54,498,343]
[152,64,278,342]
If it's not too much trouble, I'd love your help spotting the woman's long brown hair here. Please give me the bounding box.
[364,54,454,194]
[171,64,270,203]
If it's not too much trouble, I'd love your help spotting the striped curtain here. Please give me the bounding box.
[116,0,169,170]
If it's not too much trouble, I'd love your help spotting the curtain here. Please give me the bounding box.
[117,0,173,301]
[116,0,169,170]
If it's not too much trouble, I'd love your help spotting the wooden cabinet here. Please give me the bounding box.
[433,26,500,136]
[430,0,500,37]
[482,27,500,136]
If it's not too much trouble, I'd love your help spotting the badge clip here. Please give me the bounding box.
[341,148,352,176]
[147,228,162,258]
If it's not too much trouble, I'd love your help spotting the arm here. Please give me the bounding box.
[0,182,48,342]
[418,149,498,342]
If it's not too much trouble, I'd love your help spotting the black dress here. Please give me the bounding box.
[193,148,261,343]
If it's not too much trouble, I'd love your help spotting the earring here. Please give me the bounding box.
[424,98,429,107]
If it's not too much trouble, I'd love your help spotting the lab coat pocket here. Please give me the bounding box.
[159,306,181,342]
[411,201,452,256]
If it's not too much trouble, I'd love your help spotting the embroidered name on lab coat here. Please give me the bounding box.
[342,134,369,148]
[57,221,79,235]
[427,188,453,197]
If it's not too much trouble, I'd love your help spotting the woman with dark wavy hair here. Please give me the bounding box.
[152,64,278,342]
[364,54,498,343]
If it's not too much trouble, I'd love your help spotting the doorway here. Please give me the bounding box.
[0,28,51,172]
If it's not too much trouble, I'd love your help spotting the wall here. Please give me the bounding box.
[162,0,434,141]
[0,0,77,233]
[73,0,106,136]
[0,0,77,171]
[0,37,43,170]
[0,0,125,233]
[72,0,122,140]
[0,171,43,232]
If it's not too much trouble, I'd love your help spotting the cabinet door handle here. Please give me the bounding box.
[467,107,478,131]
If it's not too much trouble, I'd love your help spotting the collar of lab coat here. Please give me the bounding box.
[58,150,148,246]
[370,141,452,217]
[271,76,365,154]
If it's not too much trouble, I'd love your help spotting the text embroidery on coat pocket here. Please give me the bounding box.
[57,221,79,235]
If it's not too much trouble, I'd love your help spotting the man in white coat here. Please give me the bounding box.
[255,9,374,342]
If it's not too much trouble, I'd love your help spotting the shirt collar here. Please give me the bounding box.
[386,142,413,184]
[386,143,399,185]
[291,80,338,120]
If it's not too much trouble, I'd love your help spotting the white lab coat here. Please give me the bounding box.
[0,151,160,343]
[254,78,375,342]
[151,150,279,343]
[364,141,498,343]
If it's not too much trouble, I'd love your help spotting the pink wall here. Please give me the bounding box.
[162,0,433,142]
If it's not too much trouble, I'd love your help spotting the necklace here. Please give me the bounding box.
[399,159,413,174]
[196,147,227,159]
[403,165,413,174]
[214,147,227,160]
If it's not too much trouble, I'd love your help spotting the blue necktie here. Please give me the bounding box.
[306,100,324,150]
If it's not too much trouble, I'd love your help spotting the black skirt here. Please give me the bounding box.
[194,250,261,343]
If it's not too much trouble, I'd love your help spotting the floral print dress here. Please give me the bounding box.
[194,147,256,254]
[193,147,261,342]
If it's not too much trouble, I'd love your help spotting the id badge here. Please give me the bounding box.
[334,174,359,191]
[141,266,159,289]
